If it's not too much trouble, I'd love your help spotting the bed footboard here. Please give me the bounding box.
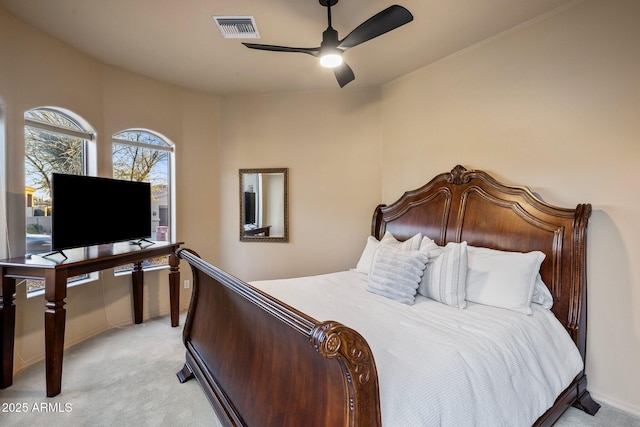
[176,248,381,427]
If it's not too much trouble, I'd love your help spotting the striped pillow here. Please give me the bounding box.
[418,242,468,309]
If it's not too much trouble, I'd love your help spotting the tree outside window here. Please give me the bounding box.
[25,110,85,200]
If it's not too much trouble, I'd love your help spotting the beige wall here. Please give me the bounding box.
[381,0,640,416]
[218,90,382,281]
[0,8,220,369]
[2,0,639,418]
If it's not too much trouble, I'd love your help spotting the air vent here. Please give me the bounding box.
[213,16,260,39]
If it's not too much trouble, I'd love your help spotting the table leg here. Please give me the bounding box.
[132,262,144,324]
[0,272,16,388]
[169,251,180,327]
[44,269,67,397]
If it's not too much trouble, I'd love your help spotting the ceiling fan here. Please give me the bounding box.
[242,0,414,88]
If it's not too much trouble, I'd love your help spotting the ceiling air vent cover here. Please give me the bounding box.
[213,16,260,39]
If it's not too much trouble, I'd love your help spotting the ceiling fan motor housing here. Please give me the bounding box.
[321,27,340,48]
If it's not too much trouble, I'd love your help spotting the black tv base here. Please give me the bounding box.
[38,250,68,261]
[129,238,155,247]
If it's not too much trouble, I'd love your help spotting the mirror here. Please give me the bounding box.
[239,168,289,242]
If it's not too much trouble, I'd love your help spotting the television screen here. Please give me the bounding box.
[51,173,152,251]
[244,191,256,225]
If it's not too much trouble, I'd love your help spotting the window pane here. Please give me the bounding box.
[25,108,83,131]
[25,111,86,256]
[112,130,172,273]
[112,144,168,187]
[113,130,171,148]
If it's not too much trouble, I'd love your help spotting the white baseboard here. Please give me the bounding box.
[591,390,640,419]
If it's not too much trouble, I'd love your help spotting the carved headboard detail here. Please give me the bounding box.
[371,165,592,360]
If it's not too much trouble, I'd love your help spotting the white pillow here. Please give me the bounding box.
[418,242,468,309]
[380,231,422,250]
[367,245,429,305]
[466,246,545,315]
[354,231,422,274]
[355,236,381,274]
[419,235,443,257]
[532,273,553,309]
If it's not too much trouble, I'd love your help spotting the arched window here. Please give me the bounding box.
[112,129,175,272]
[24,107,96,292]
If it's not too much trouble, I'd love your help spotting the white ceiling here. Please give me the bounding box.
[0,0,576,95]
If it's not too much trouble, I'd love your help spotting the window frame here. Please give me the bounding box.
[0,99,7,260]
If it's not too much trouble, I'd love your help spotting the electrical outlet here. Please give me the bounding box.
[184,280,190,289]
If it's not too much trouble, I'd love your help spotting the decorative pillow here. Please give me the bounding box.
[532,273,553,309]
[380,231,423,251]
[367,245,429,305]
[418,242,468,309]
[465,246,545,315]
[354,231,423,274]
[419,236,443,258]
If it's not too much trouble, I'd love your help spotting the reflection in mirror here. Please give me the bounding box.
[240,168,288,242]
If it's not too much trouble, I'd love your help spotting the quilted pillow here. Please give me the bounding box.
[367,245,429,305]
[466,246,545,315]
[418,241,468,309]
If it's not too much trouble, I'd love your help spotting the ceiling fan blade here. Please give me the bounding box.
[338,5,413,50]
[334,62,355,88]
[242,43,319,57]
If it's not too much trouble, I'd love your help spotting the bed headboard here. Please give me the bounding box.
[372,165,592,360]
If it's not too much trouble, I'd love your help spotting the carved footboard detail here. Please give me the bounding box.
[311,322,381,425]
[176,249,381,427]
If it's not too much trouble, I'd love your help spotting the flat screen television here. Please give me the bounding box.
[51,173,152,251]
[244,191,256,225]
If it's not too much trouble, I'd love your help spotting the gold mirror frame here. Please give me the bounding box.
[239,168,289,242]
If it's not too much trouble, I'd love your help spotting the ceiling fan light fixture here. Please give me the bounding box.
[319,49,343,68]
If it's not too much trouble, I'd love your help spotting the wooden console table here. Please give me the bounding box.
[0,241,182,397]
[244,225,271,236]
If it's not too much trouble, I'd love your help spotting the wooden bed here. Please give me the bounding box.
[175,165,600,426]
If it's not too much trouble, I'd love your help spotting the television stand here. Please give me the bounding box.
[0,241,182,397]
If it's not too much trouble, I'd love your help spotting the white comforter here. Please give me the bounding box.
[251,270,583,427]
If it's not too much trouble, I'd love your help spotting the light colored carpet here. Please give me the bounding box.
[556,405,640,427]
[0,314,219,427]
[0,313,638,426]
